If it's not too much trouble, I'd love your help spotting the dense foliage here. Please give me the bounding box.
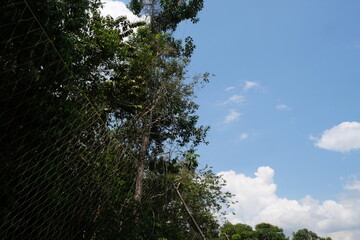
[292,229,332,240]
[129,0,204,32]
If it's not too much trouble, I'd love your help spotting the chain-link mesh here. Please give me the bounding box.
[0,1,138,239]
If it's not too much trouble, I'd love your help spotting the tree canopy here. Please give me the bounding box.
[129,0,204,32]
[292,229,332,240]
[220,223,333,240]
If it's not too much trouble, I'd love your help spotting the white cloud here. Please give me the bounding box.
[239,133,248,140]
[224,109,241,124]
[330,231,359,240]
[344,178,360,191]
[219,167,360,240]
[100,0,144,22]
[313,122,360,152]
[275,104,291,111]
[216,95,246,107]
[224,95,246,105]
[243,81,260,91]
[226,86,236,91]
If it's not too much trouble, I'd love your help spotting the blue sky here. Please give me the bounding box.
[183,0,360,200]
[102,1,360,239]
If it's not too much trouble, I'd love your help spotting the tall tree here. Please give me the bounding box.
[91,4,227,238]
[117,0,207,204]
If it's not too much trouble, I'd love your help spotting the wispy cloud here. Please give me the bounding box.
[312,122,360,152]
[275,104,291,111]
[224,109,241,124]
[224,95,246,105]
[217,95,246,106]
[219,167,360,240]
[243,81,260,91]
[353,44,360,49]
[225,86,236,91]
[239,133,248,140]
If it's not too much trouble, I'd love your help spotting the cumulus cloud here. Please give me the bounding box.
[100,0,144,22]
[224,109,241,124]
[275,104,291,111]
[313,122,360,152]
[219,167,360,240]
[243,81,260,91]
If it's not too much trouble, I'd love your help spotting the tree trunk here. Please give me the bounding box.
[134,131,150,202]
